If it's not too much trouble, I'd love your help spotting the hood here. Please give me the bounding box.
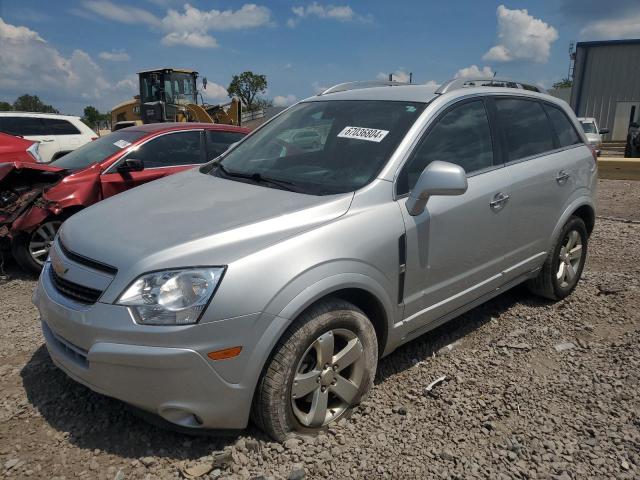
[0,161,64,181]
[60,168,353,272]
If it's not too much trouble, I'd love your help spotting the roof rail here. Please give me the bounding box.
[435,77,546,95]
[319,80,406,96]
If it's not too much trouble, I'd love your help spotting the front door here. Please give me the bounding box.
[100,130,204,198]
[396,98,511,328]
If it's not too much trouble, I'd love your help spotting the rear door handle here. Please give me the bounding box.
[40,139,55,142]
[489,192,510,210]
[556,170,570,183]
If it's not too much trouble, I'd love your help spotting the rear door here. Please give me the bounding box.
[0,116,60,162]
[100,129,205,198]
[497,97,586,280]
[42,118,84,155]
[396,98,512,327]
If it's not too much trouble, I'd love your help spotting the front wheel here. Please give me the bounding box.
[11,219,63,275]
[252,298,378,441]
[527,216,588,300]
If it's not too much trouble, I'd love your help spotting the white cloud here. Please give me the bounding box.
[202,82,229,103]
[80,2,272,49]
[483,5,558,63]
[98,50,130,61]
[454,65,495,79]
[376,69,410,83]
[288,2,370,27]
[284,63,293,70]
[273,94,297,107]
[82,0,161,26]
[0,17,136,112]
[580,14,640,40]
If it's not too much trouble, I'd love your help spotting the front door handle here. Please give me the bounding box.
[489,192,510,210]
[40,139,55,143]
[556,170,570,184]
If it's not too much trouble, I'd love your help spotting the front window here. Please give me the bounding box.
[580,121,597,134]
[51,131,146,171]
[140,72,197,105]
[212,100,427,195]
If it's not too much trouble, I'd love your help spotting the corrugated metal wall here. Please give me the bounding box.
[570,41,640,141]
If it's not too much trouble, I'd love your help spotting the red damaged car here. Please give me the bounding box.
[0,122,249,273]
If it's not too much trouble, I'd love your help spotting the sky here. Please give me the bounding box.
[1,0,639,115]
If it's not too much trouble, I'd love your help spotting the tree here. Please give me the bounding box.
[13,94,59,113]
[82,106,102,130]
[552,78,572,90]
[227,71,267,111]
[0,101,12,111]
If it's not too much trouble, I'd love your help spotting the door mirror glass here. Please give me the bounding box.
[118,158,144,172]
[406,160,468,216]
[598,128,609,135]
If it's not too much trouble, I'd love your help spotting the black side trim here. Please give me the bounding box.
[59,240,118,275]
[398,234,406,304]
[49,268,103,304]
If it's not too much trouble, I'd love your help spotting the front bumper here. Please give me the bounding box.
[34,262,272,430]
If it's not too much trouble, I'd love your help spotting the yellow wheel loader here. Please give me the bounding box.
[111,68,241,131]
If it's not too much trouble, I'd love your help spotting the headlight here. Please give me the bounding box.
[117,268,224,325]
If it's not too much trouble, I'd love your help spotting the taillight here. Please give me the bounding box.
[589,146,598,163]
[91,136,99,141]
[27,142,43,163]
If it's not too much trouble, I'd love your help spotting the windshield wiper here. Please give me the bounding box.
[217,163,301,192]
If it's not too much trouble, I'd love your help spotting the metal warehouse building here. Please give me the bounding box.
[570,39,640,141]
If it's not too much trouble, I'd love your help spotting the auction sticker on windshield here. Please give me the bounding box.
[337,126,389,143]
[113,139,132,149]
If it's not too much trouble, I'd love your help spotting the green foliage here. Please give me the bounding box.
[13,94,59,113]
[552,78,572,90]
[82,105,102,129]
[227,71,268,111]
[0,101,12,111]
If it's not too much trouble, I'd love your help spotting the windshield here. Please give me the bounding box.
[580,121,597,134]
[51,131,146,171]
[214,100,427,195]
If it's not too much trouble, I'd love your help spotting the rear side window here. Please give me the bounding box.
[495,98,555,161]
[544,105,581,147]
[128,130,203,168]
[397,100,494,195]
[0,116,47,136]
[206,130,246,159]
[43,118,82,135]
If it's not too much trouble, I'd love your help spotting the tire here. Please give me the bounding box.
[252,298,378,442]
[527,216,588,301]
[11,218,64,275]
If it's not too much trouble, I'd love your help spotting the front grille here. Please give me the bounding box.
[49,267,103,304]
[59,241,118,275]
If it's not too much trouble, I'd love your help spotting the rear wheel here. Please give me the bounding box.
[527,216,587,300]
[252,298,378,441]
[11,219,63,275]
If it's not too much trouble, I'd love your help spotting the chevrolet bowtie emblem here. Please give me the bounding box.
[51,254,69,276]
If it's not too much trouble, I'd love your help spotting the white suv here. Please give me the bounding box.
[0,112,97,163]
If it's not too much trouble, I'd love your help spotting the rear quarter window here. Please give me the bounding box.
[43,118,82,135]
[544,105,581,147]
[495,98,555,161]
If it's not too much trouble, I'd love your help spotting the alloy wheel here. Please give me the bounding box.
[291,329,365,428]
[28,220,62,266]
[557,229,583,288]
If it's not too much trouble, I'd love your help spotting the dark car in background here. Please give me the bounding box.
[0,122,249,273]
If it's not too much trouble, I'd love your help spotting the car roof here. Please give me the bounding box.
[121,122,250,134]
[304,84,439,104]
[0,112,81,120]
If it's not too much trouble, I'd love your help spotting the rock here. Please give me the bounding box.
[621,460,630,470]
[182,463,213,478]
[554,342,576,352]
[436,343,456,356]
[245,439,260,452]
[4,459,20,471]
[596,284,625,295]
[114,470,125,480]
[140,457,156,468]
[212,451,233,468]
[284,438,300,450]
[288,465,305,480]
[440,450,456,461]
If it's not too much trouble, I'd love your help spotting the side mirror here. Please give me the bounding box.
[118,158,144,172]
[598,128,609,135]
[406,161,468,216]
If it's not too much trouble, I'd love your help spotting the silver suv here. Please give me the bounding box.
[34,77,597,441]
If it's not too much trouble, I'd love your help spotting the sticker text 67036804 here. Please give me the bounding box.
[337,126,389,143]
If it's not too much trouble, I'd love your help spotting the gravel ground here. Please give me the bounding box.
[1,179,639,480]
